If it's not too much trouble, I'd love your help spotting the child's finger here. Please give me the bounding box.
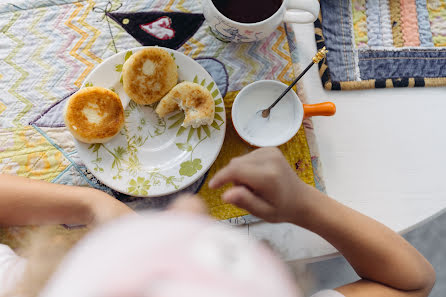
[209,162,264,190]
[222,186,273,219]
[208,166,234,189]
[208,161,246,189]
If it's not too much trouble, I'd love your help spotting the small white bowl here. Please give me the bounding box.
[232,80,336,147]
[232,80,303,147]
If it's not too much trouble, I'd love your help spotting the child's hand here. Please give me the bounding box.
[87,190,135,226]
[209,147,317,223]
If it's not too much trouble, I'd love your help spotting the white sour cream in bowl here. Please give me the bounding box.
[232,80,303,147]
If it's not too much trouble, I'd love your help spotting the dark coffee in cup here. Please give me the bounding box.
[212,0,282,23]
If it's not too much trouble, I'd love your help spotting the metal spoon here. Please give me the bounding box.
[260,47,328,118]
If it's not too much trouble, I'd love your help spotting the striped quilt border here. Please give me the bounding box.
[315,1,446,90]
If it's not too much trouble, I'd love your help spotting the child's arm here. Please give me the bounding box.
[0,174,133,226]
[209,148,435,297]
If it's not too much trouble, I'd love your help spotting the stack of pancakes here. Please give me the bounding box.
[64,47,215,143]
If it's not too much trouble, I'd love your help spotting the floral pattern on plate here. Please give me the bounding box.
[76,46,226,197]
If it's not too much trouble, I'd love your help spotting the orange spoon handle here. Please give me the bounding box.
[303,102,336,119]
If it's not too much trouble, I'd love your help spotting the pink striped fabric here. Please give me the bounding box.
[400,0,420,46]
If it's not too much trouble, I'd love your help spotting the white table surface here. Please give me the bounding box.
[239,23,446,263]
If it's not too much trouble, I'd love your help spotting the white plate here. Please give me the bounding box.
[75,47,226,197]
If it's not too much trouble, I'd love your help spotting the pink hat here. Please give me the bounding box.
[39,213,301,297]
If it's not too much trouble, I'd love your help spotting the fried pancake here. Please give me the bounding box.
[64,87,125,143]
[123,47,178,105]
[155,81,215,128]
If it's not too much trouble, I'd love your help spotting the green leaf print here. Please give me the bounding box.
[168,117,184,129]
[128,176,150,196]
[127,155,142,176]
[215,106,224,112]
[202,125,211,137]
[214,113,223,122]
[211,89,219,98]
[125,51,133,61]
[165,176,181,190]
[91,143,101,153]
[214,98,222,105]
[206,81,215,91]
[200,79,206,86]
[211,121,220,130]
[115,64,123,72]
[176,143,193,152]
[193,75,198,83]
[176,126,187,137]
[179,159,202,177]
[128,100,138,110]
[113,146,127,159]
[187,127,195,142]
[85,82,93,87]
[168,112,184,121]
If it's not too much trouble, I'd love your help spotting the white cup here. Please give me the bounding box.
[232,80,336,147]
[202,0,320,42]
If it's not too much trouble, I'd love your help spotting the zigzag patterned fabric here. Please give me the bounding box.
[0,0,326,234]
[316,0,446,90]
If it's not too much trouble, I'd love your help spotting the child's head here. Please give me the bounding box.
[11,196,302,297]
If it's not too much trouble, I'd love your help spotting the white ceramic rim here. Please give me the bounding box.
[75,46,226,197]
[206,0,288,26]
[232,80,303,147]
